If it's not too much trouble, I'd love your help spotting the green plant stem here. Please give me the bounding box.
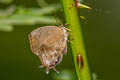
[60,0,93,80]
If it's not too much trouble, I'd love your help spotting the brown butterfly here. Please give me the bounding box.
[28,25,68,74]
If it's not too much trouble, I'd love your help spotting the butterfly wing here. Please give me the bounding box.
[28,26,65,56]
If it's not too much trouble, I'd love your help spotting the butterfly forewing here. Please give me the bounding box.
[29,26,64,56]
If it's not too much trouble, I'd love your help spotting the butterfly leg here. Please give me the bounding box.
[62,45,67,55]
[38,65,44,68]
[38,56,46,68]
[46,67,50,74]
[65,27,71,32]
[57,53,63,64]
[53,67,59,74]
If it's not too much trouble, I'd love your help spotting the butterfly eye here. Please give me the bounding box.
[55,60,58,65]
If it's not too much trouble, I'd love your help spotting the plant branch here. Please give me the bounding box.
[60,0,93,80]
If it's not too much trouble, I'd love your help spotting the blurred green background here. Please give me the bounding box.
[0,0,119,80]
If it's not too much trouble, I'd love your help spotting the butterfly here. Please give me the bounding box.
[28,25,68,74]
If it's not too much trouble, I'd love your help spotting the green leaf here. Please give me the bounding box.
[0,4,61,32]
[0,14,61,25]
[36,0,48,7]
[0,0,13,4]
[17,4,60,16]
[0,5,16,17]
[0,24,14,32]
